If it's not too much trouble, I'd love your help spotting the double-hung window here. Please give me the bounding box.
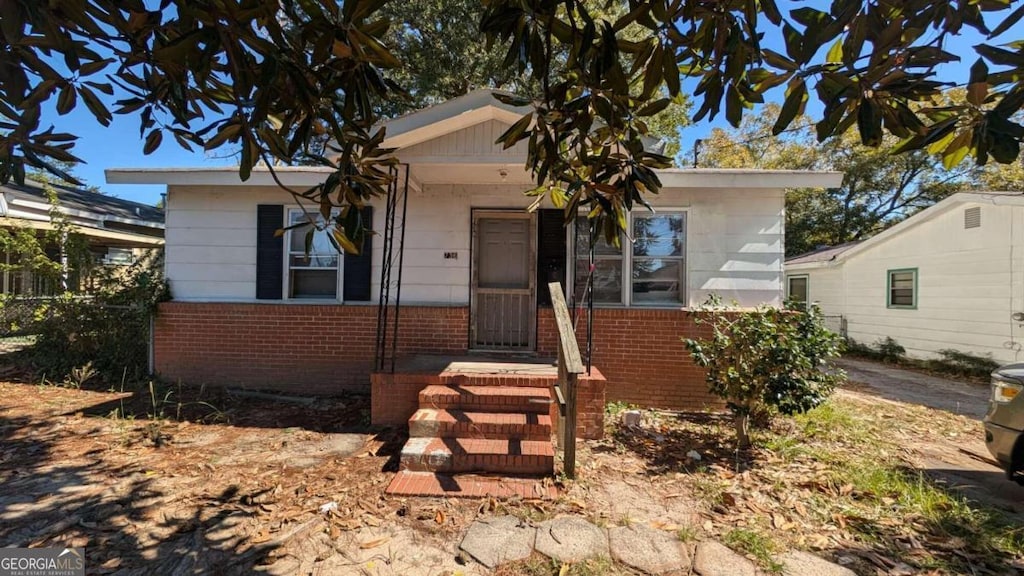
[573,216,624,305]
[286,209,341,299]
[631,213,686,304]
[887,268,917,309]
[571,211,687,306]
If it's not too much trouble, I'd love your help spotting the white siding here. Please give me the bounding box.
[165,183,785,308]
[400,119,527,159]
[788,201,1024,364]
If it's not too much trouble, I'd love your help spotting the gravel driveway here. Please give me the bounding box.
[835,357,990,419]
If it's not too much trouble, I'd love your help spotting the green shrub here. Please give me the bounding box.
[684,297,845,448]
[929,349,1000,379]
[875,336,906,362]
[30,252,169,384]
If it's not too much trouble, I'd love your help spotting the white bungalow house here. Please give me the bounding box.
[786,191,1024,365]
[105,90,841,452]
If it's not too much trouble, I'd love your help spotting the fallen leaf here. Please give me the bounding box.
[558,563,570,576]
[360,536,390,549]
[435,510,446,525]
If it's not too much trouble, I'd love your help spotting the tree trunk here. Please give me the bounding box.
[734,413,751,449]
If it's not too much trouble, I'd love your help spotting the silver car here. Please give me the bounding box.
[984,363,1024,485]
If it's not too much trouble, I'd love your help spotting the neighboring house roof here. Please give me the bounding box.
[785,242,862,266]
[0,179,165,247]
[786,191,1024,270]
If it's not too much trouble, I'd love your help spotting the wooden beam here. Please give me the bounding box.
[547,282,583,374]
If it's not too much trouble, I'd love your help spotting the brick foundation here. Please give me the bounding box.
[153,302,467,395]
[537,307,722,410]
[154,302,719,423]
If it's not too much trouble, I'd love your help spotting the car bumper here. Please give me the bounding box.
[984,420,1021,470]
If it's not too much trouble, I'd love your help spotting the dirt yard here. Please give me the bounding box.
[1,360,1022,575]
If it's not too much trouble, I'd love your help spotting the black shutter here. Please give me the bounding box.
[256,204,284,300]
[537,209,567,306]
[343,206,373,301]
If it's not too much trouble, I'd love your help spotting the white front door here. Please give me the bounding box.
[471,211,536,350]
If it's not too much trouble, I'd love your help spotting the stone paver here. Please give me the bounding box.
[459,515,536,569]
[692,540,756,576]
[777,550,857,576]
[608,524,690,575]
[534,516,609,563]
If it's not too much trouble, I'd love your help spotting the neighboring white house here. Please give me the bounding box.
[785,191,1024,364]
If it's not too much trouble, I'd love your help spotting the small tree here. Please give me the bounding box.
[684,297,845,449]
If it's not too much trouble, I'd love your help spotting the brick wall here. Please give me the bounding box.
[154,302,718,416]
[153,302,468,395]
[537,307,721,410]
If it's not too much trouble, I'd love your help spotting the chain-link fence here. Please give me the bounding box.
[821,315,847,339]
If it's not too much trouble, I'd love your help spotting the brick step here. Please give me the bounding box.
[400,437,554,475]
[386,471,557,499]
[438,373,555,389]
[418,385,552,414]
[408,408,552,441]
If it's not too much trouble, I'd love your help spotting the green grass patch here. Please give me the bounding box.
[722,528,783,573]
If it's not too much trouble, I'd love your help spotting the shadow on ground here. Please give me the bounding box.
[608,411,761,474]
[0,410,293,574]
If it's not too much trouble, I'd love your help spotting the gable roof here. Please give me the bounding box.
[785,241,861,266]
[380,89,530,150]
[786,191,1024,270]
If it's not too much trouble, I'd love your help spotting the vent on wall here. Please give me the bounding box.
[964,206,981,229]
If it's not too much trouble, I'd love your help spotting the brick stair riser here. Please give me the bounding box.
[408,418,551,441]
[419,394,552,414]
[438,375,554,389]
[400,452,553,475]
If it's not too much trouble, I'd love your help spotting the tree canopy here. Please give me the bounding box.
[2,0,1024,248]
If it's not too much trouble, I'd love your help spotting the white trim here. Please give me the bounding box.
[567,207,691,308]
[106,166,335,187]
[657,169,842,189]
[786,274,809,302]
[107,165,844,190]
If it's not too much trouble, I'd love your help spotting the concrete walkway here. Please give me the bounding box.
[459,515,854,575]
[835,358,990,419]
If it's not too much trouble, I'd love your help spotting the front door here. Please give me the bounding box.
[472,211,536,350]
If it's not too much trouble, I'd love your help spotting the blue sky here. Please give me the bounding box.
[45,6,1023,205]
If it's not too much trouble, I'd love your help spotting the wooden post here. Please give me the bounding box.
[548,282,583,479]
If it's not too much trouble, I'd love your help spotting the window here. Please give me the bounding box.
[571,211,686,306]
[887,268,917,309]
[286,209,341,299]
[573,216,623,305]
[101,247,135,266]
[787,275,809,304]
[631,213,686,304]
